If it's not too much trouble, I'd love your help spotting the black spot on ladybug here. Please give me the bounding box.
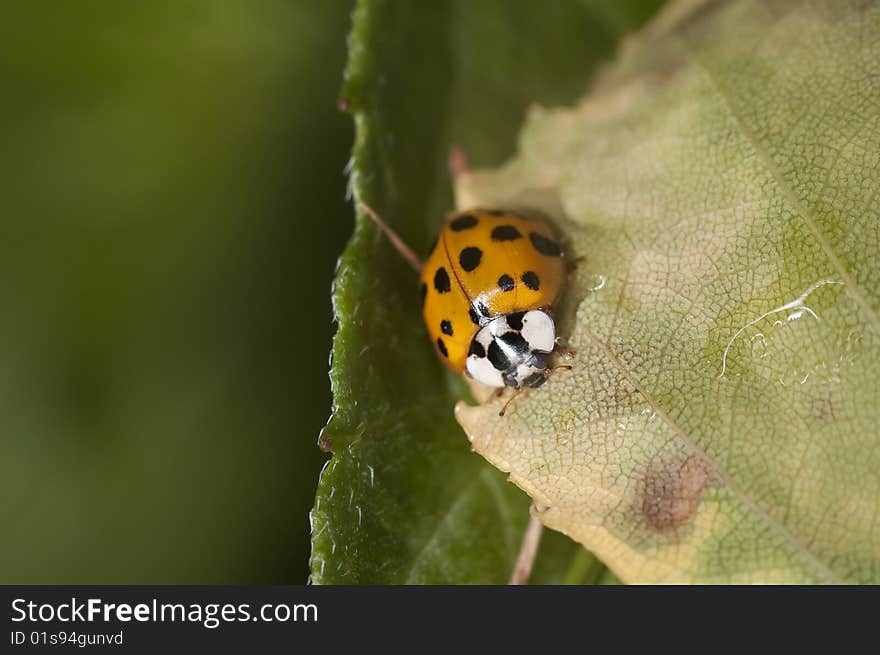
[522,271,540,290]
[498,274,515,292]
[491,225,522,242]
[434,267,451,293]
[459,246,482,272]
[468,340,485,358]
[530,232,562,257]
[488,341,510,371]
[523,372,547,388]
[419,282,427,306]
[436,338,448,358]
[469,307,480,325]
[440,319,453,336]
[506,311,525,331]
[499,331,529,354]
[450,214,478,231]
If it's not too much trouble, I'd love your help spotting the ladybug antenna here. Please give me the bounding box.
[358,201,423,273]
[499,388,523,417]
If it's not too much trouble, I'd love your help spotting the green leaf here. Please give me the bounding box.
[456,0,880,583]
[311,0,665,584]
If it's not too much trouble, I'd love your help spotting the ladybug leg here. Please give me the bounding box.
[566,255,585,273]
[357,201,423,273]
[508,508,544,585]
[553,343,577,359]
[538,364,572,390]
[549,364,573,375]
[532,360,573,390]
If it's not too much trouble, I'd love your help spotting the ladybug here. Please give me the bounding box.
[419,209,566,389]
[361,204,569,393]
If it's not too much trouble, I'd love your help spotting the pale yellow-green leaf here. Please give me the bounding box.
[455,0,880,583]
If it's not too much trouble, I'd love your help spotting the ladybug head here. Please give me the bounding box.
[465,310,556,389]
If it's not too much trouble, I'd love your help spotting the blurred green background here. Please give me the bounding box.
[1,1,353,582]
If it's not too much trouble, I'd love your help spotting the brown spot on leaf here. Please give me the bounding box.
[319,435,333,452]
[642,455,710,531]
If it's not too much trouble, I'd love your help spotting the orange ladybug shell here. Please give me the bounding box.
[419,209,566,373]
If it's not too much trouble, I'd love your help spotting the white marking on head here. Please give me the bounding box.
[521,310,555,352]
[466,354,505,387]
[485,316,509,337]
[475,326,495,348]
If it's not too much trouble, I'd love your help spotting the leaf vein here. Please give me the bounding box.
[583,329,844,583]
[681,38,880,335]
